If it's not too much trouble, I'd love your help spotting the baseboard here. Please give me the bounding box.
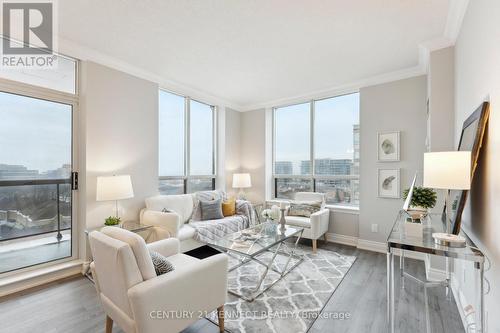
[325,232,358,247]
[325,235,427,263]
[0,260,83,297]
[356,239,387,253]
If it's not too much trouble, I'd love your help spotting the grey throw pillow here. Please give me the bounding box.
[192,190,227,221]
[200,198,224,221]
[149,250,174,276]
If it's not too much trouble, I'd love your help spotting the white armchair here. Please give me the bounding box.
[89,226,228,333]
[284,192,330,253]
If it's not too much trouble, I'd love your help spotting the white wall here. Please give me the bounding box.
[80,61,159,231]
[359,76,427,243]
[428,46,455,152]
[240,109,267,203]
[453,1,500,331]
[224,108,242,197]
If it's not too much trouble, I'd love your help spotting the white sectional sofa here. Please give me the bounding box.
[140,190,254,252]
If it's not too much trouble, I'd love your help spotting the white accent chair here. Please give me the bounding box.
[284,192,330,253]
[89,226,228,333]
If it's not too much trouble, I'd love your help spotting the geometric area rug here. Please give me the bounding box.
[204,245,356,333]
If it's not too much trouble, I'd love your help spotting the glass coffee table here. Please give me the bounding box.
[205,222,304,301]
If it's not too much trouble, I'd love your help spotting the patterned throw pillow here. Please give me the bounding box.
[222,198,236,216]
[191,190,227,221]
[287,201,322,218]
[200,198,224,221]
[149,250,174,276]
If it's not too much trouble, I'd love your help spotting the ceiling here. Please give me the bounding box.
[58,0,451,110]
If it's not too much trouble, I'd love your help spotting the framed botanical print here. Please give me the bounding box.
[378,131,400,161]
[378,168,400,198]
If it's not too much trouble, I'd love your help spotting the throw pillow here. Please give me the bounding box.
[149,250,174,276]
[222,198,236,216]
[191,190,227,221]
[200,198,224,220]
[287,201,322,218]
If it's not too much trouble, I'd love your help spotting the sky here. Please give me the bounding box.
[275,92,359,173]
[159,91,214,176]
[0,91,72,173]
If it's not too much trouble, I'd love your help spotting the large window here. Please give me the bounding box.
[273,93,360,207]
[159,90,216,194]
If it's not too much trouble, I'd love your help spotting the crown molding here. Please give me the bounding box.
[58,37,245,111]
[240,65,426,112]
[444,0,470,42]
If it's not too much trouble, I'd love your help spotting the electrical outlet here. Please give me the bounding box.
[371,224,378,233]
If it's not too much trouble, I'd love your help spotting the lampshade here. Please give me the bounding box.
[96,175,134,201]
[232,173,252,188]
[423,151,471,190]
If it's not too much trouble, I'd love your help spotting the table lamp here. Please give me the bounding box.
[96,175,134,218]
[423,151,471,247]
[232,173,251,200]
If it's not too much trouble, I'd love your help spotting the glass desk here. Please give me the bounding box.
[205,221,304,301]
[387,211,485,333]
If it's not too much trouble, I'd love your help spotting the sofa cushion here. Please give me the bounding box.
[200,198,224,220]
[284,216,311,228]
[178,224,196,241]
[149,250,174,275]
[192,190,226,221]
[145,194,194,224]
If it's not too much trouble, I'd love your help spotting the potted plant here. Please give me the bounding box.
[403,187,437,212]
[104,216,121,226]
[402,187,437,238]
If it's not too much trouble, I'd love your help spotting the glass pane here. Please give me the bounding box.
[275,178,313,200]
[0,92,72,273]
[159,90,185,176]
[0,39,77,94]
[187,178,214,193]
[0,92,72,179]
[274,103,310,175]
[314,93,359,176]
[316,178,359,206]
[189,100,214,175]
[159,179,184,195]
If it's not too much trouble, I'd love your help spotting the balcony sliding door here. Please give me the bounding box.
[0,91,74,273]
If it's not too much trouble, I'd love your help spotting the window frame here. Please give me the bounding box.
[0,55,80,275]
[158,89,217,194]
[272,92,360,208]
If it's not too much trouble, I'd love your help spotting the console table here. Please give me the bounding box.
[387,211,485,333]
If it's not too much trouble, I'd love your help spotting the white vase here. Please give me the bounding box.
[405,221,423,238]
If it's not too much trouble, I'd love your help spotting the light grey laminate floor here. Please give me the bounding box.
[0,241,464,333]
